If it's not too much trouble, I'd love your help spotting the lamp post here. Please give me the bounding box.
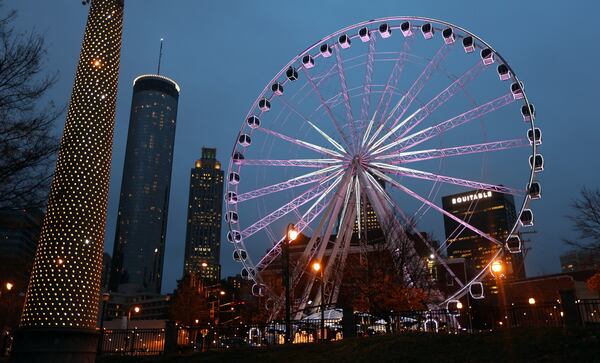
[282,223,297,344]
[97,292,110,354]
[126,306,140,354]
[127,305,141,330]
[491,260,507,328]
[0,282,14,355]
[312,261,324,342]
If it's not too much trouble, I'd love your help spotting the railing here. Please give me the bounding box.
[98,328,165,356]
[176,319,341,352]
[95,299,600,356]
[578,299,600,326]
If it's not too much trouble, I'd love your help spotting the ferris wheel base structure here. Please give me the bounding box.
[225,16,541,319]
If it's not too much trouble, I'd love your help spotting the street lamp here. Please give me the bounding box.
[127,305,141,330]
[312,261,324,342]
[282,223,297,344]
[528,297,536,305]
[491,260,508,328]
[5,282,13,291]
[491,260,503,276]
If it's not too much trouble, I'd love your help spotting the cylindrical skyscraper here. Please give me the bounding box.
[13,0,124,361]
[110,74,180,294]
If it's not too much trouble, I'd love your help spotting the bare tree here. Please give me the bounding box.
[340,212,433,316]
[564,187,600,252]
[170,273,210,326]
[0,6,61,209]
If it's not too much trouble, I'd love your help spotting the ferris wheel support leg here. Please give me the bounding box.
[325,202,358,305]
[359,170,430,288]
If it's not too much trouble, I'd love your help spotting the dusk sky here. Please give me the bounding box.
[6,0,600,294]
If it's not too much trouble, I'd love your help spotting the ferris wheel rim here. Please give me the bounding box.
[225,16,540,310]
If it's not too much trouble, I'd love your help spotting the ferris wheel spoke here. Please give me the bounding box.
[368,167,503,246]
[377,138,530,164]
[236,165,341,203]
[371,162,523,195]
[373,93,516,155]
[255,191,334,272]
[302,67,353,149]
[306,120,347,154]
[240,172,343,239]
[256,127,345,158]
[238,158,343,168]
[334,45,358,150]
[369,107,422,153]
[382,184,466,288]
[359,37,377,125]
[372,37,413,132]
[386,44,451,130]
[392,61,485,141]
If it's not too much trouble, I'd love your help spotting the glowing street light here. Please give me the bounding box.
[220,290,226,296]
[287,226,299,241]
[5,282,13,291]
[456,301,463,309]
[312,260,325,341]
[282,223,298,344]
[528,297,536,305]
[201,262,208,268]
[491,260,503,274]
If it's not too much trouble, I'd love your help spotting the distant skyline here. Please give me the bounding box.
[6,0,600,293]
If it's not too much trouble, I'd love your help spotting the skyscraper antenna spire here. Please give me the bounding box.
[158,38,164,75]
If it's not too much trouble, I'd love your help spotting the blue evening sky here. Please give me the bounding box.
[6,0,600,293]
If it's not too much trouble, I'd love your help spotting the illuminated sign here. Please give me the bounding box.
[452,191,493,205]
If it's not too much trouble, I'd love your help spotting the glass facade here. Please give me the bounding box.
[110,74,179,294]
[183,147,224,283]
[442,190,525,281]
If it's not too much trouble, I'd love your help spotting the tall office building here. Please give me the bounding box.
[560,249,600,273]
[352,176,385,245]
[110,74,180,294]
[14,1,124,361]
[442,190,526,281]
[183,148,224,283]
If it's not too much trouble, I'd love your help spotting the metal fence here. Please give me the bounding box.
[176,319,341,352]
[578,299,600,326]
[95,299,600,356]
[98,328,165,356]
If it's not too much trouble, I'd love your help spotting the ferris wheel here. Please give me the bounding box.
[225,17,541,318]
